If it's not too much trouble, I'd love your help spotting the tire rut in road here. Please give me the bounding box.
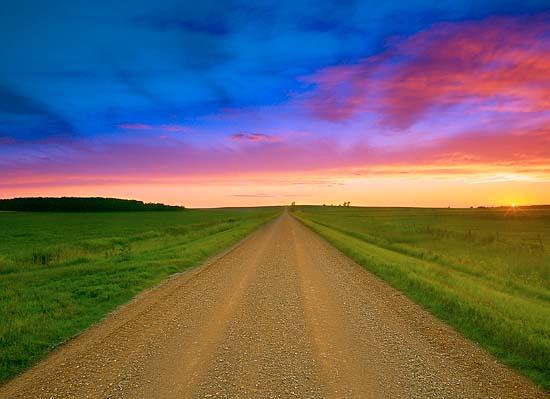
[192,216,323,398]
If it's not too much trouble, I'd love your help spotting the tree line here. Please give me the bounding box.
[0,197,184,212]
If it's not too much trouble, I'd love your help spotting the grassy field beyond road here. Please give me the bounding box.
[293,206,550,390]
[0,207,279,383]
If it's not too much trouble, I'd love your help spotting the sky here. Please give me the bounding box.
[1,0,549,207]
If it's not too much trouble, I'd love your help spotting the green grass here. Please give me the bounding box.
[0,207,280,383]
[292,206,550,390]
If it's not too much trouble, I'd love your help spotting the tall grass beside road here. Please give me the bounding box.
[293,206,550,390]
[0,207,280,383]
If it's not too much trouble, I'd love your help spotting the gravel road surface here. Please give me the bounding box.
[0,211,546,398]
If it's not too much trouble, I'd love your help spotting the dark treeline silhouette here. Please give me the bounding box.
[0,197,184,212]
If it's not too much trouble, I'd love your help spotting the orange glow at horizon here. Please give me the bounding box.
[3,173,549,208]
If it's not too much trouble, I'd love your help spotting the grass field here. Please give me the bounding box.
[293,206,550,390]
[0,207,279,383]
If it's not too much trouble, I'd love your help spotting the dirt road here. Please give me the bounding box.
[0,212,546,398]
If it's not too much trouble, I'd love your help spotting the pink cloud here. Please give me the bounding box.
[420,125,550,166]
[117,123,191,133]
[301,13,550,129]
[117,123,152,130]
[229,133,281,143]
[3,124,549,188]
[158,124,191,132]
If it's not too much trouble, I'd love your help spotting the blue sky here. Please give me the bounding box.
[1,0,546,141]
[1,1,549,206]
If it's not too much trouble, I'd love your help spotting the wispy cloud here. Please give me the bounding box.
[117,123,153,130]
[229,133,281,143]
[117,123,191,132]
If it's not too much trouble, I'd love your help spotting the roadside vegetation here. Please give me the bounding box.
[293,206,550,390]
[0,207,279,383]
